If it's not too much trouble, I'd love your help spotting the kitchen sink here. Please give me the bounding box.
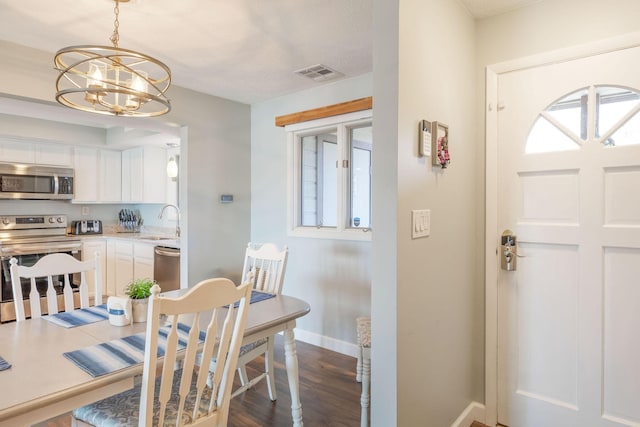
[138,236,175,241]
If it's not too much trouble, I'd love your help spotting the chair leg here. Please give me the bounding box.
[265,336,277,401]
[360,349,371,427]
[238,365,249,386]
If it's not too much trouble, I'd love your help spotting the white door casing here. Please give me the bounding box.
[486,36,640,427]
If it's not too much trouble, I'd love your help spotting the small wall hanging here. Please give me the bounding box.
[431,121,450,168]
[418,120,432,158]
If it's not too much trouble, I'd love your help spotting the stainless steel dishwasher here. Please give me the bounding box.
[154,246,180,292]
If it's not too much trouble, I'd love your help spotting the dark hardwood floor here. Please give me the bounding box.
[42,335,363,427]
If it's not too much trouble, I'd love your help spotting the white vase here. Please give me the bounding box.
[131,298,149,323]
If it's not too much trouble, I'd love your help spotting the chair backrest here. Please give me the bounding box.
[139,278,252,427]
[240,242,289,295]
[9,252,102,322]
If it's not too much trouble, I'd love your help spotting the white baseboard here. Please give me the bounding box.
[451,402,485,427]
[291,328,360,358]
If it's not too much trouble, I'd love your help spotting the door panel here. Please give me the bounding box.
[497,45,640,427]
[515,243,579,407]
[603,248,640,423]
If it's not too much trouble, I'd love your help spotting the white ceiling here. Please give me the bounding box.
[0,0,538,106]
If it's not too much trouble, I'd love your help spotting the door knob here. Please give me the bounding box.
[501,229,517,271]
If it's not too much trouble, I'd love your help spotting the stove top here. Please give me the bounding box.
[0,215,79,255]
[0,214,68,234]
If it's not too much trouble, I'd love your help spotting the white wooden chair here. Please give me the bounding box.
[71,278,252,427]
[357,316,371,427]
[10,252,102,322]
[231,242,289,400]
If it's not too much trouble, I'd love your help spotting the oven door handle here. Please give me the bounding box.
[1,243,82,257]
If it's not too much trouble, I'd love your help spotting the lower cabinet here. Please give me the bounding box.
[134,243,155,281]
[81,239,108,301]
[107,240,155,296]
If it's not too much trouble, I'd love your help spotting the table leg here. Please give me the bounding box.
[284,327,303,427]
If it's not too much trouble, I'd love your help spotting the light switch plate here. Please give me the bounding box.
[412,209,430,239]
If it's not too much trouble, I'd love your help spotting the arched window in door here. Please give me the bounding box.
[525,86,640,153]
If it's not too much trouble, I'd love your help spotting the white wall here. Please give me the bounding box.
[164,86,251,286]
[0,40,251,289]
[373,0,482,425]
[250,74,373,351]
[476,0,640,66]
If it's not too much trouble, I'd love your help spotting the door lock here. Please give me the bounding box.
[501,230,517,271]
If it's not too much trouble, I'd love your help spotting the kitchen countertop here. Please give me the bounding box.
[69,232,180,249]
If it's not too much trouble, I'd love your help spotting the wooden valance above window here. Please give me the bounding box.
[275,96,372,127]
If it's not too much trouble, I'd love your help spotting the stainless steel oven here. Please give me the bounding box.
[0,215,82,322]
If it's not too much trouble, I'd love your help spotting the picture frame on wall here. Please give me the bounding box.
[431,121,450,168]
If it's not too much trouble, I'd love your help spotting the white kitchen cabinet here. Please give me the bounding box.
[134,242,155,280]
[121,147,143,202]
[108,240,155,296]
[0,138,36,163]
[81,239,108,299]
[73,147,122,203]
[121,146,167,203]
[106,239,116,297]
[35,144,73,166]
[99,149,122,202]
[113,241,134,296]
[0,137,73,166]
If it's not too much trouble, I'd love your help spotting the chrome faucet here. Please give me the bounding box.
[158,204,181,238]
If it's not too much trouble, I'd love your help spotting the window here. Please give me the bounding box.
[287,110,372,240]
[526,85,640,153]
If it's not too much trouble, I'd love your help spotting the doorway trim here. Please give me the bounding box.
[484,31,640,427]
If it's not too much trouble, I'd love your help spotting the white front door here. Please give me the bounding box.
[497,45,640,427]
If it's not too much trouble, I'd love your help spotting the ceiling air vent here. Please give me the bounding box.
[294,64,343,82]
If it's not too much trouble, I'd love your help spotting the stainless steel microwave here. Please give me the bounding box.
[0,163,74,200]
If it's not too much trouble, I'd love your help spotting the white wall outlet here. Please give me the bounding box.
[411,209,430,239]
[81,206,90,216]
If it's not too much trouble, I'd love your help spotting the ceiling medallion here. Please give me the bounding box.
[54,0,171,117]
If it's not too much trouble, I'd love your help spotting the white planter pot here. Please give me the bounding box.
[131,298,149,323]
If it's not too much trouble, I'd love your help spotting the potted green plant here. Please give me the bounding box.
[124,278,158,323]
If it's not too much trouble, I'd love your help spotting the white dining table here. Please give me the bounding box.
[0,292,310,427]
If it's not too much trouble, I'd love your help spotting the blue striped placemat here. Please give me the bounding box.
[0,356,11,371]
[64,323,205,378]
[231,290,275,308]
[43,304,109,328]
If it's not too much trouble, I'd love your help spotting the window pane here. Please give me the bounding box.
[607,111,640,147]
[546,89,588,140]
[300,135,318,226]
[322,139,337,226]
[596,86,640,140]
[350,125,372,228]
[300,131,337,227]
[526,116,580,154]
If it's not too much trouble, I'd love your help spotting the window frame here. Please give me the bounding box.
[286,109,372,241]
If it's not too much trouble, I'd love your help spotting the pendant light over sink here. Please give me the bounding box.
[54,0,171,117]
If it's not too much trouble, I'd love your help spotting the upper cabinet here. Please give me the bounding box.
[121,146,167,204]
[0,138,73,166]
[73,147,122,203]
[1,136,171,205]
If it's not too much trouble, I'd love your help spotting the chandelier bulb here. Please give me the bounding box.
[167,156,178,178]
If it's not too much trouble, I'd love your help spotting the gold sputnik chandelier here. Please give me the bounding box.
[54,0,171,117]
